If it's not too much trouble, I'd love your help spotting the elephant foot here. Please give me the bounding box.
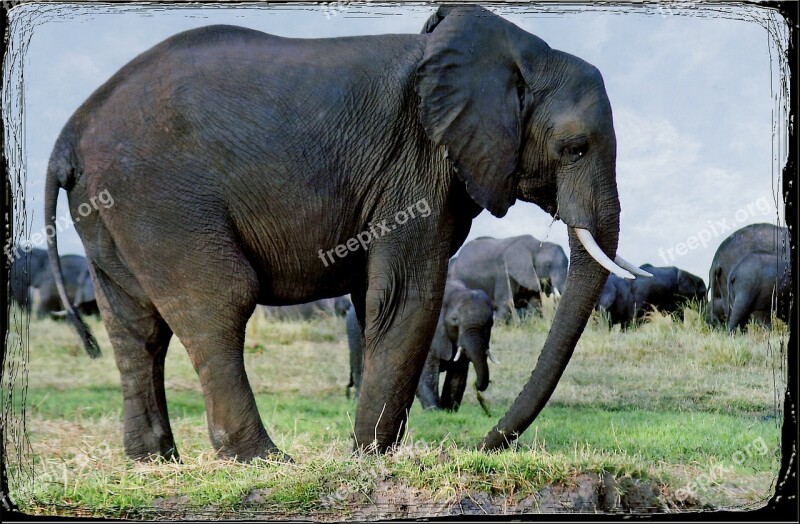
[138,448,181,464]
[251,450,294,464]
[211,425,286,463]
[124,431,180,463]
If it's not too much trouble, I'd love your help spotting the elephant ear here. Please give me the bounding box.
[431,309,453,361]
[416,6,524,218]
[503,242,541,292]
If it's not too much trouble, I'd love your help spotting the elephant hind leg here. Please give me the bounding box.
[151,252,282,462]
[90,264,178,461]
[727,294,754,333]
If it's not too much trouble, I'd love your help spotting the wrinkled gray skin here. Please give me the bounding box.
[33,254,99,319]
[45,6,622,460]
[727,251,791,333]
[631,264,706,321]
[449,235,569,321]
[9,247,49,310]
[348,281,495,411]
[595,274,634,329]
[262,296,351,320]
[707,223,790,326]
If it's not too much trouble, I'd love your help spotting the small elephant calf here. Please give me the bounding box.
[347,280,497,411]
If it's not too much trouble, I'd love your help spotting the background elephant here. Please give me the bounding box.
[416,280,496,411]
[9,247,49,310]
[347,280,496,411]
[707,223,790,326]
[595,274,634,329]
[727,251,791,332]
[45,6,635,460]
[34,254,99,319]
[631,264,706,320]
[261,296,351,320]
[448,235,569,321]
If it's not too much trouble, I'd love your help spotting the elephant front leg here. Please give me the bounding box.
[440,358,469,411]
[354,241,449,452]
[415,351,443,410]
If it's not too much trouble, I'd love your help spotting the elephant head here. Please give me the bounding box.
[417,6,646,449]
[432,283,496,392]
[676,270,707,305]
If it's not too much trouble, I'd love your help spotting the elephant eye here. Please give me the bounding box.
[562,141,589,163]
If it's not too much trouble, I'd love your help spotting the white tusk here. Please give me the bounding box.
[487,348,500,365]
[574,228,635,279]
[453,346,463,362]
[614,256,653,277]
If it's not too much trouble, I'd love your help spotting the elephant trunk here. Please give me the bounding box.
[480,222,619,450]
[458,327,489,391]
[460,330,490,392]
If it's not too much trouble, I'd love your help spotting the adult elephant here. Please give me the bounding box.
[727,251,791,332]
[631,264,706,320]
[261,296,351,320]
[449,235,569,320]
[707,223,790,326]
[348,280,497,411]
[45,6,645,461]
[9,247,49,310]
[34,254,99,319]
[595,274,634,329]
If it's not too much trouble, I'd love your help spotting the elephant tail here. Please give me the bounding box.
[44,141,101,359]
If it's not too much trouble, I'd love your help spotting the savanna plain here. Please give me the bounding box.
[5,299,786,519]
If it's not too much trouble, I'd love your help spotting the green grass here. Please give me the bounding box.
[4,301,786,517]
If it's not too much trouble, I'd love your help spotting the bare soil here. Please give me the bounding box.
[144,472,710,521]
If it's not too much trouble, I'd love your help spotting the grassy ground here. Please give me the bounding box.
[4,299,786,518]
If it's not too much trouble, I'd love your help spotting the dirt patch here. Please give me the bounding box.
[144,472,708,520]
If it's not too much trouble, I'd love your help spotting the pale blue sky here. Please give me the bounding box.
[6,2,789,281]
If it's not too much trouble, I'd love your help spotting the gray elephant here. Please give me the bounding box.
[261,296,351,320]
[630,264,706,321]
[416,280,496,411]
[707,223,790,326]
[595,274,634,329]
[727,251,791,332]
[448,235,569,321]
[9,246,49,310]
[347,280,496,411]
[45,6,644,461]
[33,254,99,319]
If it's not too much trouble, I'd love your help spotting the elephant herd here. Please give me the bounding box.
[9,247,98,318]
[594,223,791,333]
[28,5,792,462]
[707,223,791,332]
[346,224,791,412]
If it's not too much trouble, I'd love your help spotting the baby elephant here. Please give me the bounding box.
[347,280,496,411]
[727,251,791,333]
